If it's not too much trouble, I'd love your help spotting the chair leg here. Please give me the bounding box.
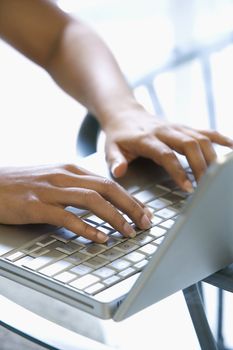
[183,283,218,350]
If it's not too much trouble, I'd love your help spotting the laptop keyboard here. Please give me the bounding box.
[2,168,195,296]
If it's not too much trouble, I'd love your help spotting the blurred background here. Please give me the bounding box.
[0,0,233,349]
[0,0,233,165]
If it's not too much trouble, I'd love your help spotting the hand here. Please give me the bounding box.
[0,164,152,243]
[104,106,233,192]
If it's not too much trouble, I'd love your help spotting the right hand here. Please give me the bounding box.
[0,163,152,243]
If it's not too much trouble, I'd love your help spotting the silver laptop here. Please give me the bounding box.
[0,150,233,322]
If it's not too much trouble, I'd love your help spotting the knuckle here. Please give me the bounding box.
[102,178,118,193]
[211,130,220,138]
[160,149,175,162]
[49,173,68,186]
[112,209,123,224]
[197,135,210,145]
[111,212,126,231]
[128,199,139,213]
[82,189,101,205]
[62,163,77,172]
[61,211,76,228]
[81,221,100,241]
[82,222,91,238]
[184,138,199,149]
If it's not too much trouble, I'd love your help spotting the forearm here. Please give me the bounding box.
[0,0,140,130]
[46,19,139,130]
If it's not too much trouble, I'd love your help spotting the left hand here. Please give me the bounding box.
[103,106,233,192]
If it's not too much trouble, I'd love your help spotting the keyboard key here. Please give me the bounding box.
[159,219,175,229]
[70,264,93,276]
[156,207,178,219]
[134,259,148,270]
[153,236,164,245]
[131,232,154,245]
[171,201,186,211]
[37,236,56,247]
[66,252,89,265]
[72,236,92,246]
[118,267,136,278]
[103,275,121,286]
[66,206,88,217]
[139,244,158,256]
[99,248,124,261]
[29,247,50,257]
[84,282,105,295]
[151,186,170,197]
[150,215,163,225]
[108,259,131,271]
[173,190,190,198]
[85,256,108,269]
[52,228,77,242]
[122,214,133,224]
[148,198,171,211]
[79,244,106,256]
[56,242,82,255]
[98,226,115,235]
[101,237,119,248]
[127,185,141,194]
[124,251,145,263]
[86,215,104,225]
[83,219,96,227]
[146,226,166,238]
[163,193,183,202]
[133,190,155,203]
[23,250,66,270]
[110,231,127,241]
[5,251,25,262]
[14,256,34,267]
[116,241,139,253]
[93,266,116,279]
[69,274,100,290]
[39,260,72,277]
[54,271,77,283]
[22,243,45,254]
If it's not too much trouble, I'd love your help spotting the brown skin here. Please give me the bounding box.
[0,0,232,242]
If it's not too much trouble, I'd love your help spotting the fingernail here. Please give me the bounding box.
[183,180,194,193]
[123,222,136,238]
[140,214,151,229]
[144,207,154,220]
[97,231,109,243]
[111,162,121,177]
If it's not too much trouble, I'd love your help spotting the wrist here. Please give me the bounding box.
[94,98,146,132]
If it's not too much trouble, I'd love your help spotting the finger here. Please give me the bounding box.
[136,137,193,192]
[133,197,154,219]
[156,128,208,182]
[198,129,233,147]
[85,175,152,225]
[180,129,217,165]
[105,141,128,178]
[89,178,152,228]
[60,163,99,177]
[53,185,152,234]
[34,203,109,243]
[44,171,152,230]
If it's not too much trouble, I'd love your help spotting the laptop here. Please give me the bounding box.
[0,150,233,322]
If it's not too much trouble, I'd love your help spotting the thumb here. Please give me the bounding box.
[106,142,128,178]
